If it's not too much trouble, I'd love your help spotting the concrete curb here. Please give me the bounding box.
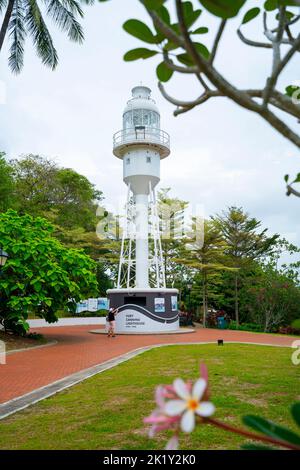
[0,340,290,421]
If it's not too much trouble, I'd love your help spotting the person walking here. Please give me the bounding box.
[107,307,118,338]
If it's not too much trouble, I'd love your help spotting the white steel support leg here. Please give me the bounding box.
[135,193,149,288]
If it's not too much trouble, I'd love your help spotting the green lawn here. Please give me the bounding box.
[0,344,299,450]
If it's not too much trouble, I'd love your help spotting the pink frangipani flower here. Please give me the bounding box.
[164,378,215,433]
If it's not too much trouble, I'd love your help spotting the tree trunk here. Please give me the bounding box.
[0,0,15,52]
[234,273,239,327]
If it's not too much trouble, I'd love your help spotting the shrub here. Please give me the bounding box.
[0,210,98,335]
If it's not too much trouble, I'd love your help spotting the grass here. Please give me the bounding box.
[0,344,299,450]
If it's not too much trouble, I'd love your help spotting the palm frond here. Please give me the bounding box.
[78,0,94,5]
[25,0,58,69]
[8,0,26,73]
[46,0,84,43]
[0,0,8,14]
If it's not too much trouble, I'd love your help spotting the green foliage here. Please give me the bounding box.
[123,19,158,43]
[177,42,210,66]
[242,7,261,24]
[0,152,15,212]
[156,60,173,81]
[124,47,158,61]
[10,155,103,231]
[240,264,300,332]
[3,0,93,73]
[264,0,299,11]
[192,26,209,34]
[285,84,300,97]
[213,206,279,325]
[181,1,202,28]
[291,403,300,427]
[243,408,300,447]
[0,210,97,334]
[228,320,263,332]
[198,0,246,19]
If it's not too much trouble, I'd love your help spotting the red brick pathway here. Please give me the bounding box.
[0,326,295,404]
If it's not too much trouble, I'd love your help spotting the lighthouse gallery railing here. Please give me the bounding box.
[113,127,170,149]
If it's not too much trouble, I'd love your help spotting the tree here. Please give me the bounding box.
[213,206,279,326]
[0,210,98,334]
[240,263,300,331]
[11,154,103,231]
[178,218,232,326]
[101,0,300,197]
[0,0,93,73]
[0,151,15,211]
[158,188,189,287]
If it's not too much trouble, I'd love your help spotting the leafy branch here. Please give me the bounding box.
[104,0,300,198]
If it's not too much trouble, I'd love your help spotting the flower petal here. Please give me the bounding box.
[165,435,179,450]
[181,409,195,433]
[155,386,165,408]
[192,378,206,401]
[173,378,190,400]
[196,401,215,417]
[165,399,187,416]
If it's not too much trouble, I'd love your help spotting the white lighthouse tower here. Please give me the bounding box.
[107,86,179,333]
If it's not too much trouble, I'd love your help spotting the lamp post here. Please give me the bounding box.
[0,249,8,269]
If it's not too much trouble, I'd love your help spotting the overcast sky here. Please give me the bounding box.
[0,0,299,251]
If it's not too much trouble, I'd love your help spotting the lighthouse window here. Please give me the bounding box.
[133,109,142,126]
[146,156,151,163]
[123,109,160,129]
[123,112,132,129]
[126,157,130,164]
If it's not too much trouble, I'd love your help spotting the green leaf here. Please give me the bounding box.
[293,173,300,183]
[164,41,179,51]
[242,7,260,24]
[192,26,209,34]
[182,1,202,28]
[285,85,300,97]
[143,0,166,9]
[156,61,173,82]
[199,0,246,19]
[177,42,210,66]
[264,0,277,10]
[243,415,300,446]
[284,174,289,183]
[158,5,170,24]
[241,444,275,450]
[291,402,300,427]
[123,19,157,44]
[264,0,299,10]
[153,5,171,42]
[124,48,158,61]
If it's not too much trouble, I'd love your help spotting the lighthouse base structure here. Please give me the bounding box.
[107,288,179,334]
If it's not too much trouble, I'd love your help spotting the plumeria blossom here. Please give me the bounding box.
[144,363,300,451]
[144,364,215,449]
[164,378,215,433]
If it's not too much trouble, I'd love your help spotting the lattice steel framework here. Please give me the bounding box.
[117,183,166,289]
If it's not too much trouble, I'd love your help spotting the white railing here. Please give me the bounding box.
[113,127,170,149]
